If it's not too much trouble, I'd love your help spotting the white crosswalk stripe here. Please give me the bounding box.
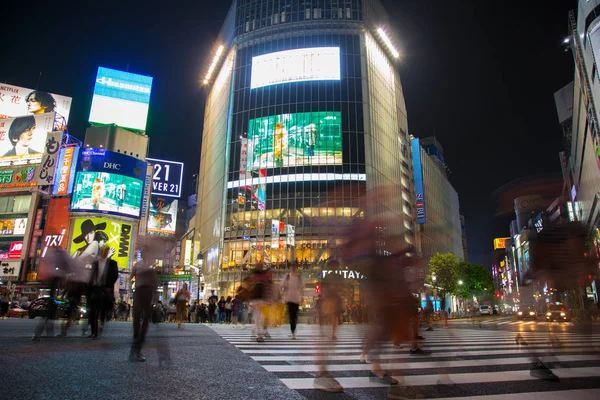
[211,324,600,398]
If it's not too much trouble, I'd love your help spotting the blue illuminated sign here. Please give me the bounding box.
[89,66,153,131]
[411,138,426,224]
[77,148,146,180]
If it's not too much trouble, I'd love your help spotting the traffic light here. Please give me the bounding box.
[496,292,501,298]
[315,284,321,294]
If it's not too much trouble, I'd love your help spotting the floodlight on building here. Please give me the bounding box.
[377,27,399,58]
[203,45,225,85]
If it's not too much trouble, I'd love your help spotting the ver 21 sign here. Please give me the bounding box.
[146,158,184,198]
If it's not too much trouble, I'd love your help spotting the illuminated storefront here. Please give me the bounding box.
[195,0,415,299]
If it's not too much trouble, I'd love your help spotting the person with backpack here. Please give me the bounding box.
[281,262,304,339]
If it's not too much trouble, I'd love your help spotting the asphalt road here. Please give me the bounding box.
[2,318,600,399]
[0,318,304,400]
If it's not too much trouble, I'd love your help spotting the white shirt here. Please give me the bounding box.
[281,272,303,304]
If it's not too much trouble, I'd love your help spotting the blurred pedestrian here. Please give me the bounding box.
[313,259,344,392]
[33,247,70,340]
[281,262,303,339]
[129,256,158,362]
[175,283,190,328]
[87,232,117,339]
[246,262,272,342]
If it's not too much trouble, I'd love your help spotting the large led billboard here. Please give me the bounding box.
[70,217,134,269]
[146,157,184,198]
[70,148,146,219]
[88,67,153,131]
[250,47,341,89]
[247,111,342,170]
[0,83,72,121]
[0,112,55,164]
[148,195,178,236]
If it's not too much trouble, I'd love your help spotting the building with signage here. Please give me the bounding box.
[195,0,416,303]
[413,137,463,274]
[0,108,79,285]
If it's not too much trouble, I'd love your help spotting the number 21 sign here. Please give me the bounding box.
[146,158,184,198]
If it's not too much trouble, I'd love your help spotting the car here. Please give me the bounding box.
[546,304,571,322]
[479,305,492,315]
[517,306,537,320]
[28,297,70,319]
[7,304,27,318]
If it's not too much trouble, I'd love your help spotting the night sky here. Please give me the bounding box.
[0,1,577,265]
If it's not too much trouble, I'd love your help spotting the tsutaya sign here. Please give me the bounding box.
[321,270,366,280]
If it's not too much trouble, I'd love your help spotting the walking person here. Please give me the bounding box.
[207,290,218,324]
[313,259,344,392]
[129,256,158,362]
[175,283,190,329]
[225,296,233,323]
[281,262,303,339]
[217,296,226,323]
[33,247,71,340]
[87,232,117,339]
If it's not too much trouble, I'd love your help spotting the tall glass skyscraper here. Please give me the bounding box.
[195,0,415,302]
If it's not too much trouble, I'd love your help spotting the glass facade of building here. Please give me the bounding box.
[196,0,414,301]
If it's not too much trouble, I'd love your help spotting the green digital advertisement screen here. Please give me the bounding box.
[247,111,342,170]
[71,171,144,218]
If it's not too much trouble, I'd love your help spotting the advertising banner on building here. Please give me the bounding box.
[146,158,184,198]
[0,217,27,236]
[0,165,39,190]
[247,111,342,169]
[138,164,153,236]
[411,138,426,224]
[89,67,153,131]
[71,148,146,218]
[70,217,134,269]
[0,83,72,121]
[148,195,178,236]
[36,131,62,186]
[0,260,21,280]
[251,47,341,89]
[0,112,55,165]
[40,197,70,257]
[53,145,79,196]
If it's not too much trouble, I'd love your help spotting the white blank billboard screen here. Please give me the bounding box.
[251,47,340,89]
[89,67,153,131]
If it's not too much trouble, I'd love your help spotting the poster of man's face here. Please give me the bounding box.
[0,112,55,162]
[0,84,72,121]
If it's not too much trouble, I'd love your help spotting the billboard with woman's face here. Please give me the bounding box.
[70,217,134,269]
[0,112,55,164]
[246,111,342,170]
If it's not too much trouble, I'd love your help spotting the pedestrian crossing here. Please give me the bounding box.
[211,324,600,399]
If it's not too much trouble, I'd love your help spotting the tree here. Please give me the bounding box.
[455,262,494,299]
[426,253,460,296]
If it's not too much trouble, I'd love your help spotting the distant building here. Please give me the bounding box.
[413,136,463,272]
[460,214,468,262]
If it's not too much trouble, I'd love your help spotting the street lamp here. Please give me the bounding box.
[458,280,463,285]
